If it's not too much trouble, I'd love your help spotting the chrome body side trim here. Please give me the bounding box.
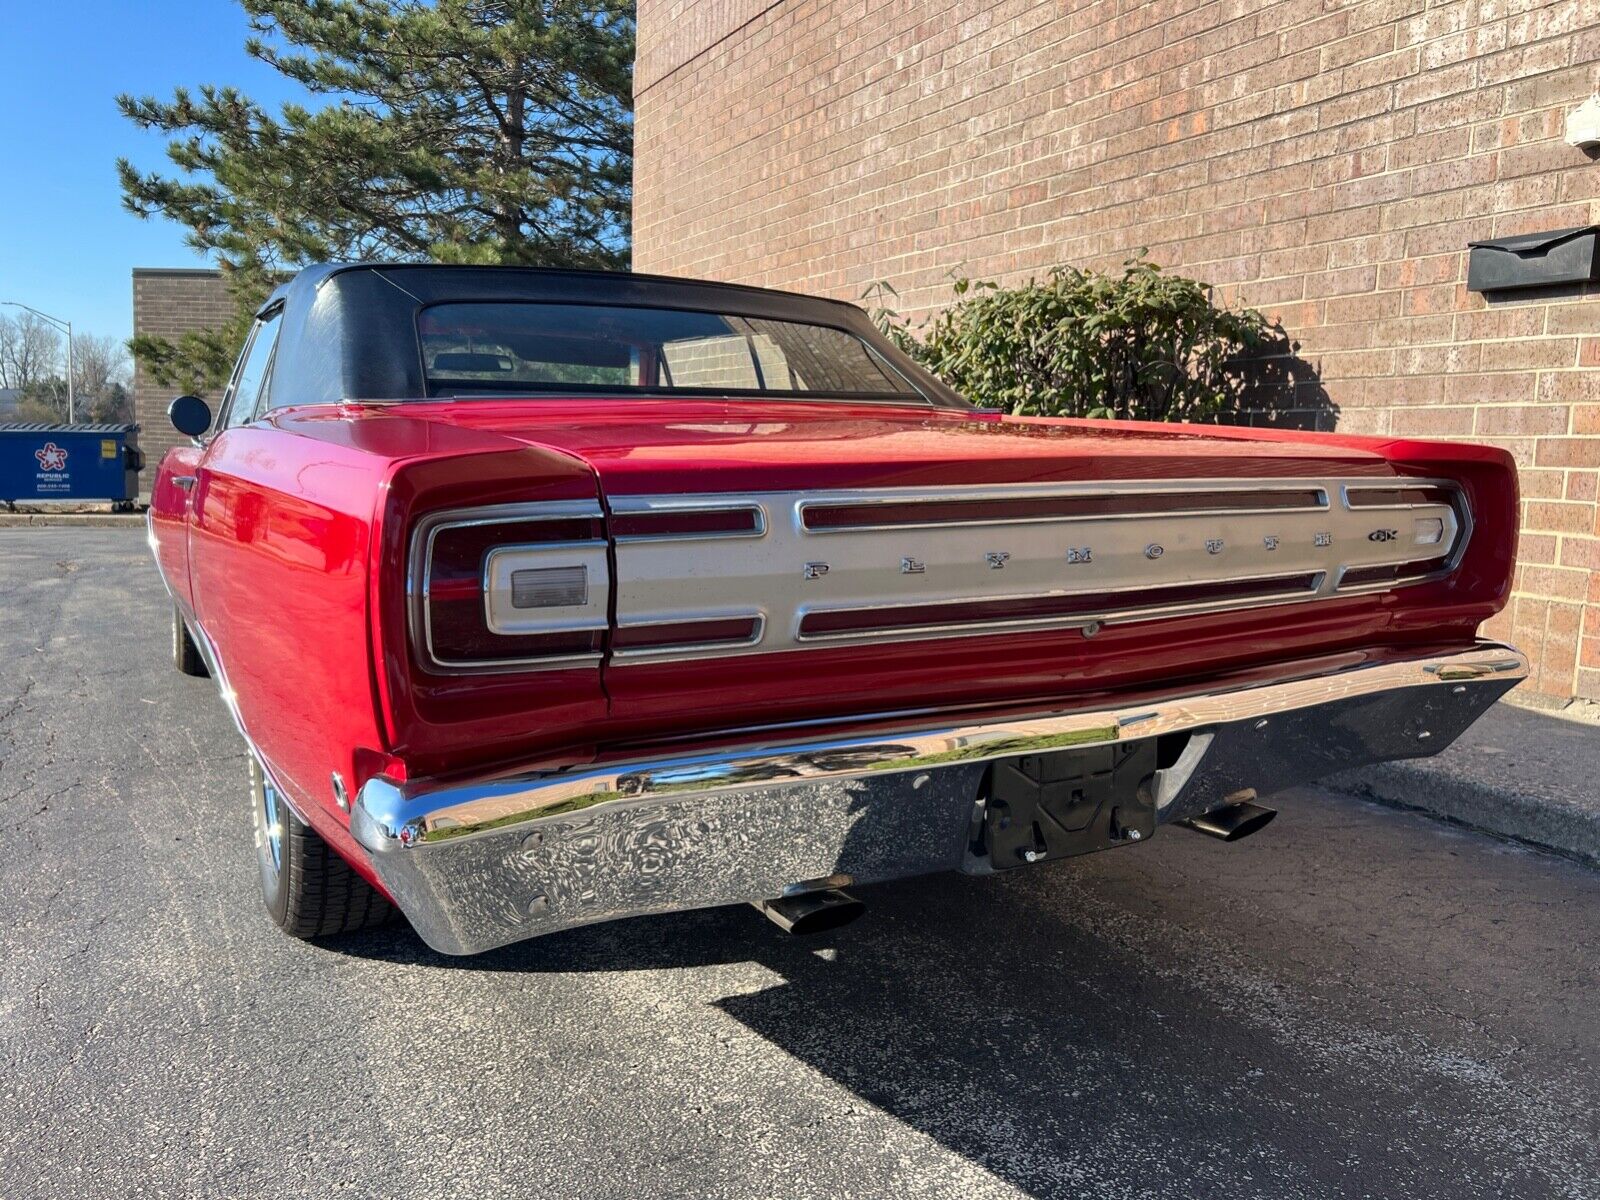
[352,642,1526,955]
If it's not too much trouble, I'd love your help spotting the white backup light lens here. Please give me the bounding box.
[510,566,590,610]
[1414,517,1445,546]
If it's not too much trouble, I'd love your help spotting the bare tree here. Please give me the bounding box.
[3,329,132,424]
[0,312,63,390]
[72,334,132,399]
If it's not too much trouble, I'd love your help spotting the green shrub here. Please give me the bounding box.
[867,258,1278,422]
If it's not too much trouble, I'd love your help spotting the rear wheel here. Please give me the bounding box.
[172,606,208,677]
[250,755,395,939]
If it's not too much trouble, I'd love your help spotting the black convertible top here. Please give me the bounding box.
[260,263,968,408]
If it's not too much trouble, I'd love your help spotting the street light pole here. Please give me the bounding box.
[0,300,75,422]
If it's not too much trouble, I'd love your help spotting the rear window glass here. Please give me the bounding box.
[417,303,923,401]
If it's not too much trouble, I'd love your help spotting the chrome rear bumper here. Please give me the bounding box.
[353,643,1526,955]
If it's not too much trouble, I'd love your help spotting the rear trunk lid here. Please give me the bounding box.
[419,395,1397,491]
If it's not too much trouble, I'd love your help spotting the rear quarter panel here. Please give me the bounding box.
[188,407,612,850]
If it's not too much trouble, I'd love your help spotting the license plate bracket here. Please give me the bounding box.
[983,739,1158,867]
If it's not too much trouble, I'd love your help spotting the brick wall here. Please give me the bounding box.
[131,268,232,483]
[634,0,1600,703]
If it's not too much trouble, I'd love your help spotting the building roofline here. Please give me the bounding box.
[132,267,225,278]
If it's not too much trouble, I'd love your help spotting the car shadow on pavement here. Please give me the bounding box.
[321,822,1596,1199]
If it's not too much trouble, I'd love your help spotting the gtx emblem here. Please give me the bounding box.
[803,562,830,580]
[986,551,1010,569]
[1065,547,1093,564]
[1205,539,1225,555]
[1367,528,1399,542]
[1145,544,1164,560]
[1263,535,1280,551]
[901,556,926,574]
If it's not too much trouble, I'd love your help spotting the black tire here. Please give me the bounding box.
[250,756,395,939]
[173,606,209,677]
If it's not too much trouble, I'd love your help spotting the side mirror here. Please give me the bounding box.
[168,395,213,438]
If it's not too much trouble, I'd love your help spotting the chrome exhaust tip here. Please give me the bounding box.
[751,888,864,935]
[1179,799,1278,843]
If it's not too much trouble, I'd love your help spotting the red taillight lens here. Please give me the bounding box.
[612,506,763,538]
[796,573,1323,639]
[412,504,610,671]
[613,615,764,652]
[427,597,604,663]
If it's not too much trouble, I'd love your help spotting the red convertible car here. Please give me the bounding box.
[148,263,1525,955]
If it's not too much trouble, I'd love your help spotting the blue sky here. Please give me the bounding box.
[0,2,303,343]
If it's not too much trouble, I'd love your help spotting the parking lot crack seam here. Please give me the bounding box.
[0,675,38,731]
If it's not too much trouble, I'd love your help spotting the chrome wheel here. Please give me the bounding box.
[250,756,283,876]
[261,778,283,871]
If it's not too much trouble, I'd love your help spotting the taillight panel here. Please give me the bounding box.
[410,501,609,672]
[406,477,1478,675]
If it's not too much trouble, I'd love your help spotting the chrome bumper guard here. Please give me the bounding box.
[353,643,1526,955]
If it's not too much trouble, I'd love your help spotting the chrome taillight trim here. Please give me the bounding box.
[605,477,1470,662]
[408,500,608,673]
[1333,481,1473,595]
[482,542,611,635]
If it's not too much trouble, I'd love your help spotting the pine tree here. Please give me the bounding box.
[118,0,634,391]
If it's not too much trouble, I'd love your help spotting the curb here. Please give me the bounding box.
[1329,763,1600,868]
[1326,702,1600,869]
[0,513,145,528]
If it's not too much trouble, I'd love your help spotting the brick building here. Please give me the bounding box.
[131,267,233,479]
[634,0,1600,704]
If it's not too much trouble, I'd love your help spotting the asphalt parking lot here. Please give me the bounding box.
[2,528,1597,1200]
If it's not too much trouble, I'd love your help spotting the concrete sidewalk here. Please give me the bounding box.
[1331,699,1599,868]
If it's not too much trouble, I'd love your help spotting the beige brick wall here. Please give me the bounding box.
[635,0,1600,702]
[131,268,233,483]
